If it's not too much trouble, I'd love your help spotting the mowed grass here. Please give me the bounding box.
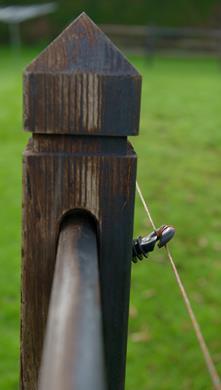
[0,47,221,389]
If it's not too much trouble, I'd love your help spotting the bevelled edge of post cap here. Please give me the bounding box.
[23,12,142,136]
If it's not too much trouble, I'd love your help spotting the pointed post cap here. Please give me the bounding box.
[24,13,141,136]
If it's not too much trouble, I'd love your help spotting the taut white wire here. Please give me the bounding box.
[136,181,221,390]
[136,182,156,231]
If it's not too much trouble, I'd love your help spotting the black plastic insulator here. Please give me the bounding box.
[132,233,157,263]
[132,225,175,263]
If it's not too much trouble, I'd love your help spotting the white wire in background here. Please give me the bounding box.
[136,181,221,390]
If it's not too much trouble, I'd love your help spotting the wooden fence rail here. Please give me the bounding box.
[21,12,141,390]
[100,24,221,56]
[38,214,107,390]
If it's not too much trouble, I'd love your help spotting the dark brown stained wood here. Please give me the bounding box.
[24,12,141,136]
[21,12,141,390]
[21,140,136,390]
[38,214,107,390]
[32,134,127,154]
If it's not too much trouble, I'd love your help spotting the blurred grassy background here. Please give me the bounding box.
[0,47,221,389]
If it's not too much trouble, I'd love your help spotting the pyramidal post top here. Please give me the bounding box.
[26,12,139,75]
[24,12,142,136]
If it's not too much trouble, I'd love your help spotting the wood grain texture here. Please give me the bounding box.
[38,214,107,390]
[21,138,137,390]
[24,13,141,136]
[21,12,141,390]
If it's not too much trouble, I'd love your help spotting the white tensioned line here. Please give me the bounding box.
[136,181,221,390]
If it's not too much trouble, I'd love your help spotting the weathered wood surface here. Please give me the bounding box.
[38,214,107,390]
[21,137,137,390]
[24,12,141,135]
[21,12,141,390]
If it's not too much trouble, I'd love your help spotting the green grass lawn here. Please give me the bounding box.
[1,47,221,389]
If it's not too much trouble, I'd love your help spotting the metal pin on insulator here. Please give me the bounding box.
[132,225,175,263]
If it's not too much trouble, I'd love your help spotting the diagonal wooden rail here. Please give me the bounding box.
[38,214,107,390]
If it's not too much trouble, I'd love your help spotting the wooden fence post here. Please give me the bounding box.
[21,12,141,390]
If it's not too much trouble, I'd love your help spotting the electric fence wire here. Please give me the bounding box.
[136,181,221,390]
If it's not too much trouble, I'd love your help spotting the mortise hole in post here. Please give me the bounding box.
[39,207,107,390]
[58,208,99,243]
[56,207,101,272]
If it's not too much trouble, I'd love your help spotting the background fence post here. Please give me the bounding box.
[21,12,141,390]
